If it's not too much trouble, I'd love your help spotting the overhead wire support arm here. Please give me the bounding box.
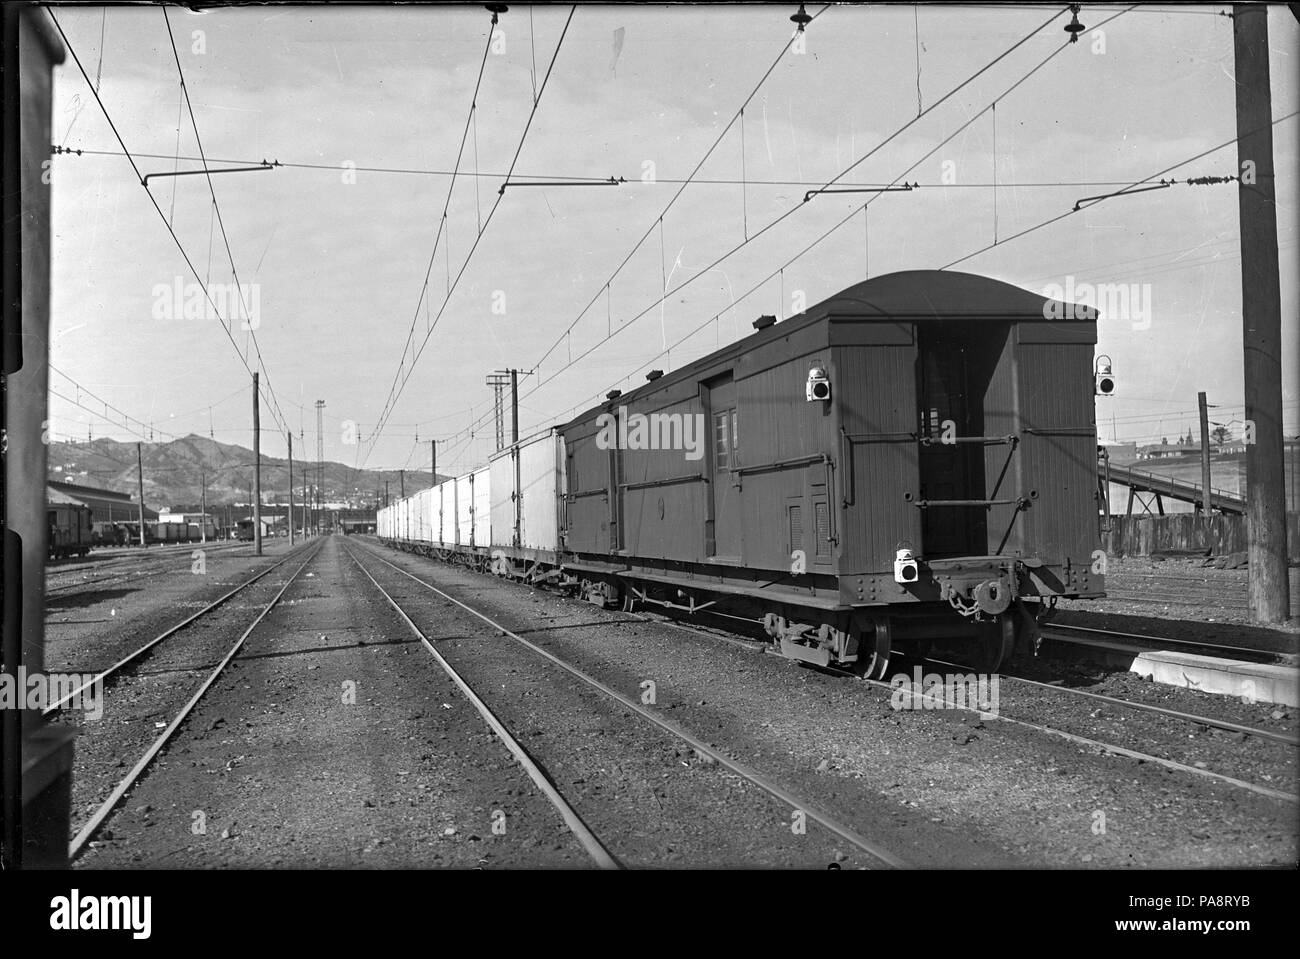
[142,160,280,187]
[1071,181,1170,212]
[498,176,625,195]
[804,182,918,203]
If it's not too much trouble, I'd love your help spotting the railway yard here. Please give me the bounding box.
[8,5,1299,939]
[43,534,1298,870]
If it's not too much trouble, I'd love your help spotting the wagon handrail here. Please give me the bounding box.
[733,452,828,476]
[918,434,1018,446]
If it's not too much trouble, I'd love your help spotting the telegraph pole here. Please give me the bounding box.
[399,469,405,499]
[288,433,295,546]
[136,442,146,547]
[253,373,263,557]
[431,440,437,488]
[511,367,521,546]
[1233,3,1289,623]
[315,400,325,535]
[200,467,207,544]
[385,480,390,507]
[1198,391,1212,521]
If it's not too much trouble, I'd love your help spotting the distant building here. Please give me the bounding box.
[47,480,158,523]
[1137,443,1201,460]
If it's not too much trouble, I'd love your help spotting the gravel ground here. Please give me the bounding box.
[78,536,587,869]
[1055,556,1300,649]
[355,538,1298,869]
[341,539,879,868]
[45,536,308,676]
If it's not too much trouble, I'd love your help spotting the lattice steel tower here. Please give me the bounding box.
[485,371,510,452]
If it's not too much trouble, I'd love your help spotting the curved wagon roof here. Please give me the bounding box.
[803,270,1098,322]
[563,269,1097,425]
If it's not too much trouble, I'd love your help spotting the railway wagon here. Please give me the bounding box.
[558,270,1104,675]
[92,521,131,547]
[379,270,1104,676]
[488,428,566,578]
[47,504,93,559]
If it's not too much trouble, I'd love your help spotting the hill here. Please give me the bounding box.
[48,435,442,511]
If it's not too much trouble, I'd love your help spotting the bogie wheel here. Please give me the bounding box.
[854,620,892,681]
[979,613,1017,673]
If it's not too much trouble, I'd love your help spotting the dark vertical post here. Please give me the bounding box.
[511,368,521,546]
[3,6,72,868]
[200,467,207,543]
[1233,3,1289,623]
[432,440,437,487]
[136,442,146,546]
[253,373,263,556]
[1198,391,1213,519]
[288,433,295,546]
[399,469,405,499]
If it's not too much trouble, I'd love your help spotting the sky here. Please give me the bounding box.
[44,2,1300,476]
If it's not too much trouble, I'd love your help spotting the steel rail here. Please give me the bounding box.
[343,544,621,870]
[45,540,249,595]
[44,542,313,716]
[644,619,1299,799]
[68,541,325,860]
[350,541,908,869]
[922,655,1298,748]
[1043,622,1283,662]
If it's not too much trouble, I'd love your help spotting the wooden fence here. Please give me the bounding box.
[1101,512,1299,560]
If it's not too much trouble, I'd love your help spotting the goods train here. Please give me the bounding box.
[378,270,1106,676]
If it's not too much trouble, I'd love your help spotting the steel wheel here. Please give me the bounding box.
[979,614,1017,673]
[856,620,892,680]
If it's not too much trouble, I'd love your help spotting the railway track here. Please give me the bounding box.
[1042,621,1293,664]
[640,615,1298,803]
[343,538,908,869]
[45,540,233,574]
[50,541,323,860]
[45,540,250,597]
[366,542,1297,808]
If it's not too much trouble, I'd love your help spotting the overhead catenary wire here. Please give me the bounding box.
[518,5,1096,413]
[375,3,1107,469]
[161,7,290,439]
[361,5,578,467]
[525,5,832,387]
[46,8,291,453]
[367,18,498,465]
[941,109,1300,270]
[57,146,1193,193]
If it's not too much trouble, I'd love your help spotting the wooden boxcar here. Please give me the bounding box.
[47,503,93,559]
[558,270,1103,675]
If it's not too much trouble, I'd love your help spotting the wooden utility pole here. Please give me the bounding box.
[431,440,437,488]
[1198,392,1213,521]
[399,469,405,499]
[253,373,263,556]
[1233,3,1289,623]
[136,442,146,546]
[200,467,207,543]
[511,367,521,546]
[288,433,295,546]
